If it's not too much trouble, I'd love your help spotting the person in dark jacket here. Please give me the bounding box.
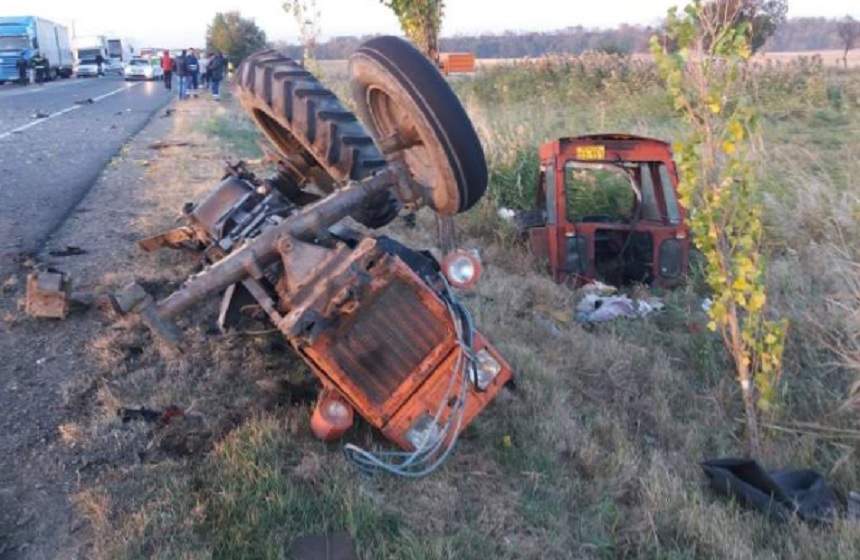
[30,53,48,82]
[95,53,104,76]
[208,51,225,100]
[187,49,199,91]
[175,49,188,99]
[16,55,28,83]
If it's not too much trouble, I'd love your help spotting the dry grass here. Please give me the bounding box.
[63,59,860,560]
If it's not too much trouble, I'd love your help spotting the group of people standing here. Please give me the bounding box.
[160,49,227,100]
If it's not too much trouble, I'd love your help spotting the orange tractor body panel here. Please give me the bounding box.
[528,134,691,288]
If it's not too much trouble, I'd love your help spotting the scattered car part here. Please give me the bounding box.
[25,271,70,319]
[702,458,839,523]
[290,533,358,560]
[118,405,184,425]
[48,245,87,257]
[114,37,512,476]
[525,134,690,288]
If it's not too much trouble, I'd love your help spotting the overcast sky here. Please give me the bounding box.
[4,0,858,49]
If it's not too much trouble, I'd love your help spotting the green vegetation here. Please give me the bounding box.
[199,105,263,159]
[206,11,267,65]
[653,1,787,454]
[564,165,636,222]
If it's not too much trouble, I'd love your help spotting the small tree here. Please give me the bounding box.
[380,0,456,252]
[680,0,787,53]
[282,1,322,69]
[206,11,268,66]
[381,0,444,62]
[837,16,860,69]
[651,1,787,455]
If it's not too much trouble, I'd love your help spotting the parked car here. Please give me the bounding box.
[123,57,161,81]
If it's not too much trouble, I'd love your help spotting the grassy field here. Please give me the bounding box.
[69,53,860,559]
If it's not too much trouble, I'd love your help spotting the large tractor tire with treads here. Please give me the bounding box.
[349,36,488,216]
[235,49,399,229]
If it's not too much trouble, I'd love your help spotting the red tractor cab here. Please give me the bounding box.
[525,134,690,288]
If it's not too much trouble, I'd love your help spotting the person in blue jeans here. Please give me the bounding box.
[175,50,189,100]
[187,48,200,91]
[208,51,226,100]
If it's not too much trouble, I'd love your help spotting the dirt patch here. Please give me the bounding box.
[0,95,289,558]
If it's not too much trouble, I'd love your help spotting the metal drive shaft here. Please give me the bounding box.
[154,167,397,320]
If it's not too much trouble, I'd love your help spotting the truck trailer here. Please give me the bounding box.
[0,16,73,83]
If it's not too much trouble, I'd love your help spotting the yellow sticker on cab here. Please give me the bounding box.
[575,145,606,161]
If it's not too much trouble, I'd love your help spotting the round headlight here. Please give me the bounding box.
[441,249,482,289]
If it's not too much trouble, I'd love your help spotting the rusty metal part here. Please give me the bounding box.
[151,166,399,325]
[25,272,70,319]
[189,176,255,242]
[138,226,198,252]
[528,134,691,288]
[110,282,183,348]
[114,50,512,459]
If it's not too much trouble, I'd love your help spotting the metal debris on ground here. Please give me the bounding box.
[24,271,70,319]
[289,533,358,560]
[702,458,841,523]
[48,245,87,257]
[118,405,185,425]
[147,141,196,150]
[576,293,663,323]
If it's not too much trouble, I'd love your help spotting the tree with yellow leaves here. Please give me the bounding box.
[651,1,787,455]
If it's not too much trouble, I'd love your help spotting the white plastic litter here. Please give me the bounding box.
[701,298,713,312]
[497,207,516,221]
[580,280,618,296]
[576,293,664,323]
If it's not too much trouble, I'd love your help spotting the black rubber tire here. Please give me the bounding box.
[235,49,398,229]
[349,36,487,215]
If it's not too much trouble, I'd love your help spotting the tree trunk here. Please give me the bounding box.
[436,215,456,254]
[726,304,762,456]
[740,377,762,457]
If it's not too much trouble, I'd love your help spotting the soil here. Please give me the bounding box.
[0,96,271,559]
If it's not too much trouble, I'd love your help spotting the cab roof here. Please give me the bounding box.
[540,133,674,162]
[558,133,670,146]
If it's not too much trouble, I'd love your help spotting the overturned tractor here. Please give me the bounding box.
[112,37,512,476]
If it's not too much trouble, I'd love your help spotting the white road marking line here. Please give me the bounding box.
[0,82,142,140]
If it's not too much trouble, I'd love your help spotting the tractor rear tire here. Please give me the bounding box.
[235,49,399,229]
[349,36,488,216]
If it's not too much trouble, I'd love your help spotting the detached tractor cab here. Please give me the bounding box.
[526,134,690,288]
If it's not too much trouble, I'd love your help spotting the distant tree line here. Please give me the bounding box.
[767,17,850,51]
[270,17,851,60]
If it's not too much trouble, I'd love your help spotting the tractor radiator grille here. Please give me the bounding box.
[326,279,448,407]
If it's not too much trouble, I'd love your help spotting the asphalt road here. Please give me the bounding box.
[0,76,172,276]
